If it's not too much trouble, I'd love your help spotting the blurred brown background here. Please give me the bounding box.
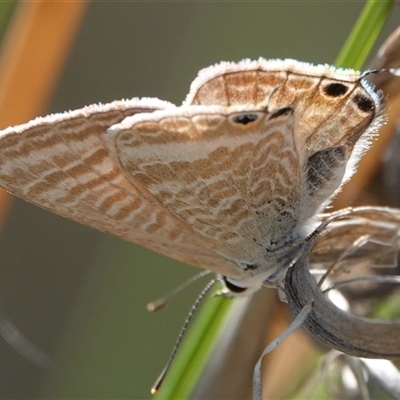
[0,2,398,399]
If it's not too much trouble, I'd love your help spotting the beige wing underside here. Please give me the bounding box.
[105,104,302,266]
[187,59,378,223]
[187,59,375,154]
[0,98,240,277]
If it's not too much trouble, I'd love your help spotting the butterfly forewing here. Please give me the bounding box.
[0,98,239,277]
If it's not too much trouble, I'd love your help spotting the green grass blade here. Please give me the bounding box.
[335,0,394,69]
[0,0,16,41]
[156,287,233,399]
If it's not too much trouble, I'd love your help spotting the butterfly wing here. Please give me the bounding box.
[104,103,302,269]
[186,59,381,222]
[0,59,383,280]
[0,98,240,277]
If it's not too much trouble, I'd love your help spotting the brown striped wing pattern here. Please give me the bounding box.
[104,104,300,270]
[0,59,383,284]
[103,59,381,279]
[186,59,381,224]
[0,98,239,277]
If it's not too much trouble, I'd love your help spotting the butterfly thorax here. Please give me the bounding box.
[220,229,311,296]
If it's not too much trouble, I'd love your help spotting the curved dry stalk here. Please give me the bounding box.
[285,206,400,360]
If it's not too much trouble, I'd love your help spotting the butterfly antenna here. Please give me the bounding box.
[360,67,400,79]
[151,278,218,395]
[147,270,212,312]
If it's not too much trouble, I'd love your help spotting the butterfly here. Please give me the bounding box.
[0,58,382,296]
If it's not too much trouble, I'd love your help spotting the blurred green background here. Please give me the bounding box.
[0,2,398,399]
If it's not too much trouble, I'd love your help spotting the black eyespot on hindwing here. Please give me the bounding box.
[324,82,349,97]
[233,114,258,125]
[353,93,374,113]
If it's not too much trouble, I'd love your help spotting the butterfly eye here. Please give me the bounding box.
[324,82,349,97]
[232,113,259,125]
[352,93,374,112]
[222,277,248,293]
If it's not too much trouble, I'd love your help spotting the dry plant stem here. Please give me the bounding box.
[0,1,88,126]
[0,0,88,225]
[284,208,400,360]
[0,0,88,370]
[260,302,317,399]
